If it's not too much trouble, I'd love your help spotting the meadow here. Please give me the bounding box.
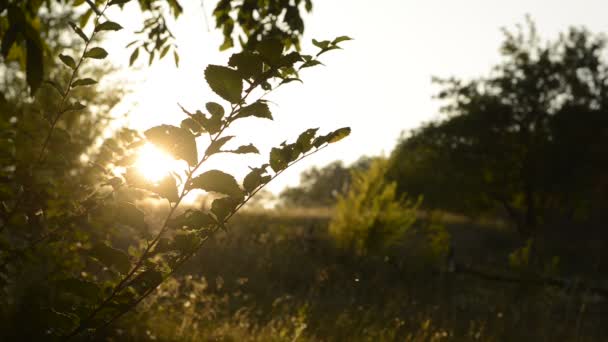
[110,207,608,341]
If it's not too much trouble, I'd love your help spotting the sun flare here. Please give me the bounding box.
[135,144,183,182]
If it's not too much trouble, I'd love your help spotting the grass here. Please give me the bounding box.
[109,207,608,341]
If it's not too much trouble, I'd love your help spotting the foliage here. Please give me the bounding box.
[0,0,313,94]
[388,20,608,238]
[329,158,420,256]
[279,157,373,208]
[0,0,353,339]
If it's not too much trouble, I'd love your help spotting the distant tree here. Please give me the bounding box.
[389,19,608,239]
[279,157,373,207]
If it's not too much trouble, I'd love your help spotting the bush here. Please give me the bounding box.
[329,158,421,256]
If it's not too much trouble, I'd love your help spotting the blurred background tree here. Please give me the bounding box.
[388,20,608,241]
[279,157,373,208]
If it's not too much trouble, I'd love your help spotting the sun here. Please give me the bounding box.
[135,143,184,182]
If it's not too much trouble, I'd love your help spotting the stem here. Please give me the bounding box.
[38,2,109,165]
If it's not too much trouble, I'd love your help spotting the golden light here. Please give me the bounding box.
[135,143,184,182]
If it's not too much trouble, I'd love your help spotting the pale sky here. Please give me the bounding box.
[101,0,608,193]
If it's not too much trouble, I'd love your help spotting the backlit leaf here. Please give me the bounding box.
[187,170,243,198]
[84,47,108,59]
[59,54,76,69]
[204,65,242,103]
[26,37,43,94]
[129,48,139,66]
[71,78,97,88]
[69,21,89,42]
[168,209,216,230]
[211,196,240,221]
[90,243,131,274]
[328,127,351,143]
[95,21,123,32]
[144,125,198,167]
[206,102,224,117]
[235,101,272,120]
[228,51,263,79]
[230,144,259,154]
[205,135,234,155]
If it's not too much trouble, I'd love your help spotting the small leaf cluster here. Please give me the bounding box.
[213,0,313,51]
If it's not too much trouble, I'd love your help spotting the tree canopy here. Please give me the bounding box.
[388,20,608,238]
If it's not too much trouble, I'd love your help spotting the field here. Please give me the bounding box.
[111,208,608,341]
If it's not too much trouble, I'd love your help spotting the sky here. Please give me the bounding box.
[102,0,608,193]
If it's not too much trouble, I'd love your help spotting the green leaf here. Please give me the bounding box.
[26,37,43,94]
[235,101,272,120]
[256,39,283,65]
[1,26,17,57]
[173,50,180,68]
[160,45,170,59]
[327,127,351,143]
[144,125,198,167]
[64,101,86,112]
[69,21,89,42]
[168,209,216,230]
[84,47,108,59]
[95,21,123,32]
[312,39,331,50]
[204,65,243,103]
[59,54,76,69]
[243,166,270,193]
[270,147,289,172]
[205,135,234,155]
[301,60,323,69]
[71,78,97,88]
[211,196,240,221]
[155,174,180,202]
[296,128,319,153]
[109,0,132,5]
[191,110,222,134]
[85,0,102,15]
[90,243,131,274]
[206,102,225,117]
[79,8,94,27]
[187,170,243,198]
[332,36,353,45]
[228,51,263,79]
[129,47,139,66]
[180,117,203,135]
[231,144,259,154]
[57,278,101,300]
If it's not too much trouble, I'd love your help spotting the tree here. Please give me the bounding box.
[1,0,313,95]
[0,0,352,339]
[279,157,373,207]
[389,19,608,239]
